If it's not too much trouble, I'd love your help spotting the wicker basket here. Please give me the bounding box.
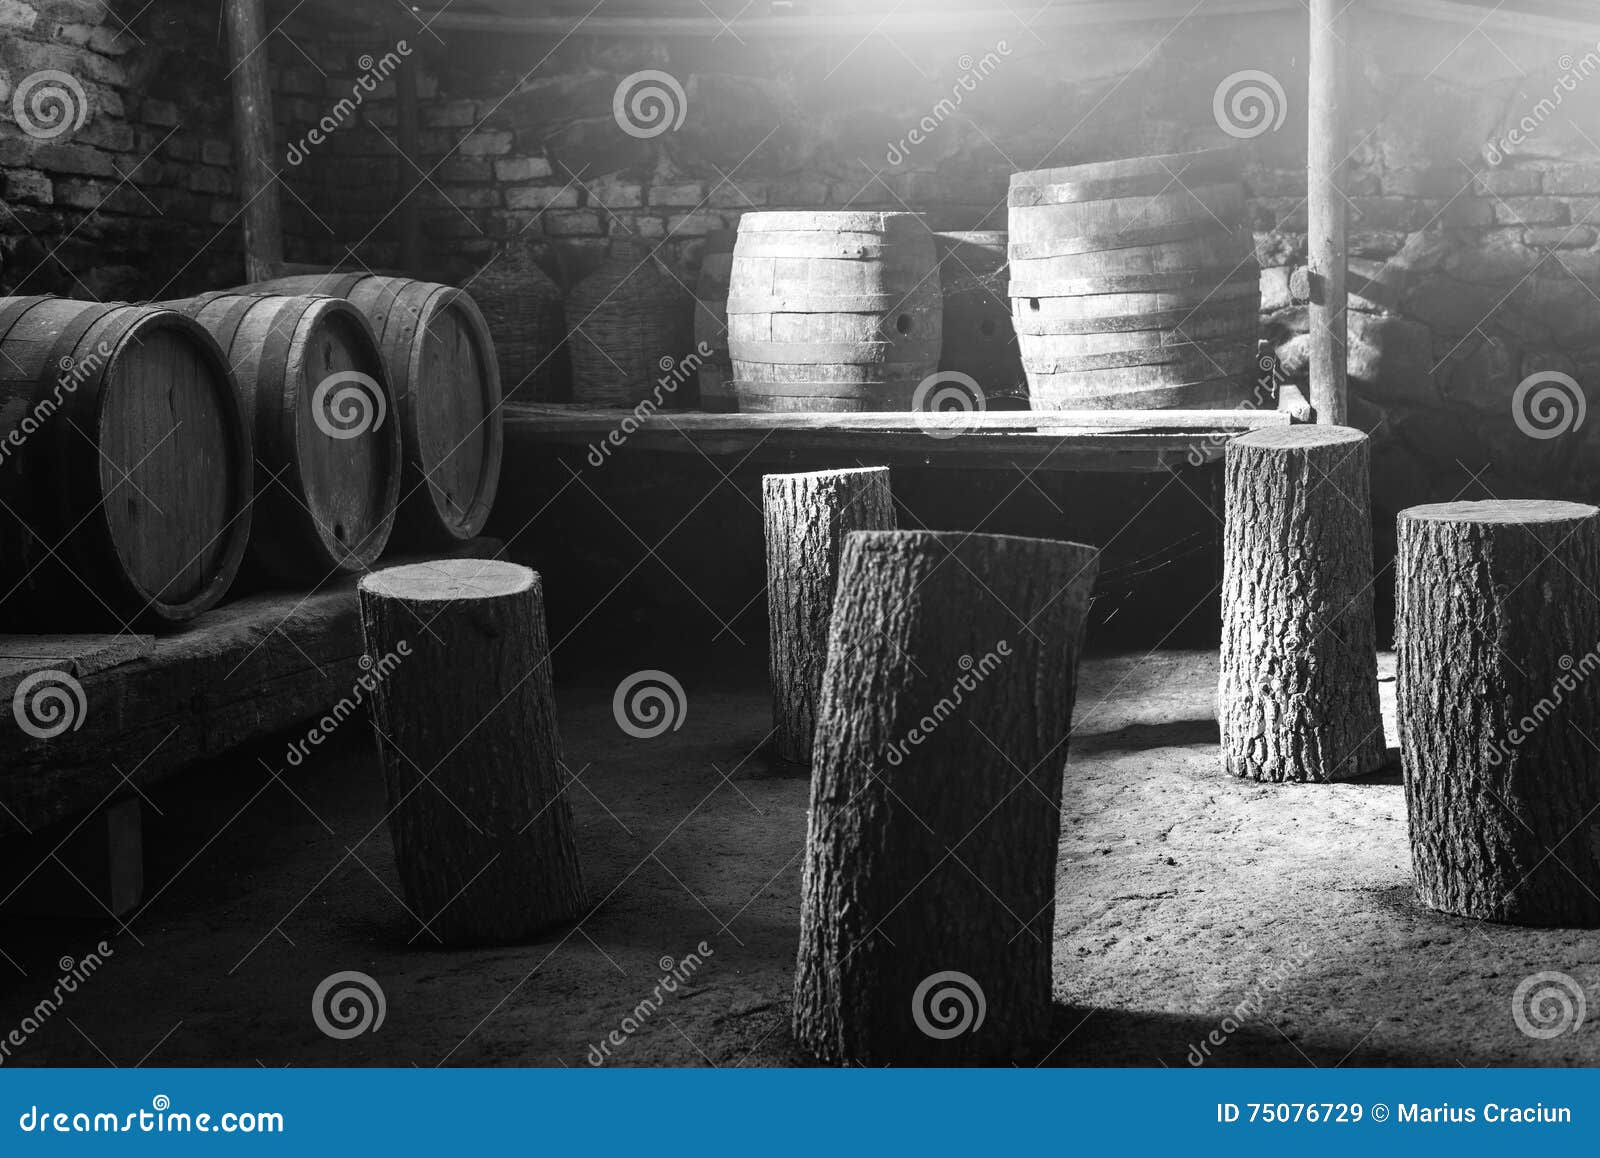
[568,234,693,408]
[472,239,569,402]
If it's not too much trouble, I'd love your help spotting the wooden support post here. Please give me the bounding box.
[763,468,895,764]
[393,22,422,273]
[1308,0,1348,425]
[1219,426,1383,782]
[223,0,285,282]
[358,559,586,944]
[792,530,1099,1064]
[1397,500,1600,926]
[1,798,143,918]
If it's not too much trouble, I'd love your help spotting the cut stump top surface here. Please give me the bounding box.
[1398,499,1599,526]
[762,466,890,484]
[1231,424,1366,451]
[359,558,534,602]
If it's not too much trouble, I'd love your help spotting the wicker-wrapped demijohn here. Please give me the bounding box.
[247,273,503,549]
[567,233,693,408]
[166,291,401,583]
[0,296,253,626]
[471,239,569,403]
[727,211,942,412]
[1008,148,1260,409]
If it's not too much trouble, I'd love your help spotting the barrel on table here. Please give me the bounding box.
[1008,148,1261,409]
[0,296,253,626]
[693,228,738,412]
[726,211,942,412]
[166,291,400,582]
[250,274,502,549]
[934,230,1027,410]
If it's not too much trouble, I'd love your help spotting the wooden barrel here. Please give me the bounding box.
[0,296,252,626]
[934,231,1027,410]
[726,211,941,412]
[1008,148,1261,410]
[166,291,400,582]
[250,274,502,549]
[693,228,737,412]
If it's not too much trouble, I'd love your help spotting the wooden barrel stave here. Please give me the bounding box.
[1007,147,1245,202]
[0,297,252,625]
[1028,376,1257,409]
[1017,334,1256,377]
[1011,286,1257,335]
[1007,185,1246,258]
[1008,230,1255,287]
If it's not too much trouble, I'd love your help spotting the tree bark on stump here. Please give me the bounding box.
[358,558,585,944]
[1219,425,1384,782]
[1397,500,1600,926]
[792,530,1099,1065]
[763,467,895,764]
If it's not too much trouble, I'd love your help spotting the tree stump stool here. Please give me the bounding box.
[358,558,585,943]
[792,530,1099,1064]
[1397,499,1600,926]
[1219,425,1384,782]
[763,467,895,764]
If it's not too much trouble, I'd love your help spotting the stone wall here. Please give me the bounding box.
[272,8,1600,530]
[0,0,243,299]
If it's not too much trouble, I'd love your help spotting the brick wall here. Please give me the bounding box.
[6,2,1600,537]
[0,0,243,300]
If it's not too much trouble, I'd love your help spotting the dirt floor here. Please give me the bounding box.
[1,648,1597,1067]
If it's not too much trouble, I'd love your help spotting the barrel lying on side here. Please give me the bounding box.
[166,291,400,583]
[727,211,942,412]
[1008,148,1261,410]
[0,296,253,627]
[251,274,502,550]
